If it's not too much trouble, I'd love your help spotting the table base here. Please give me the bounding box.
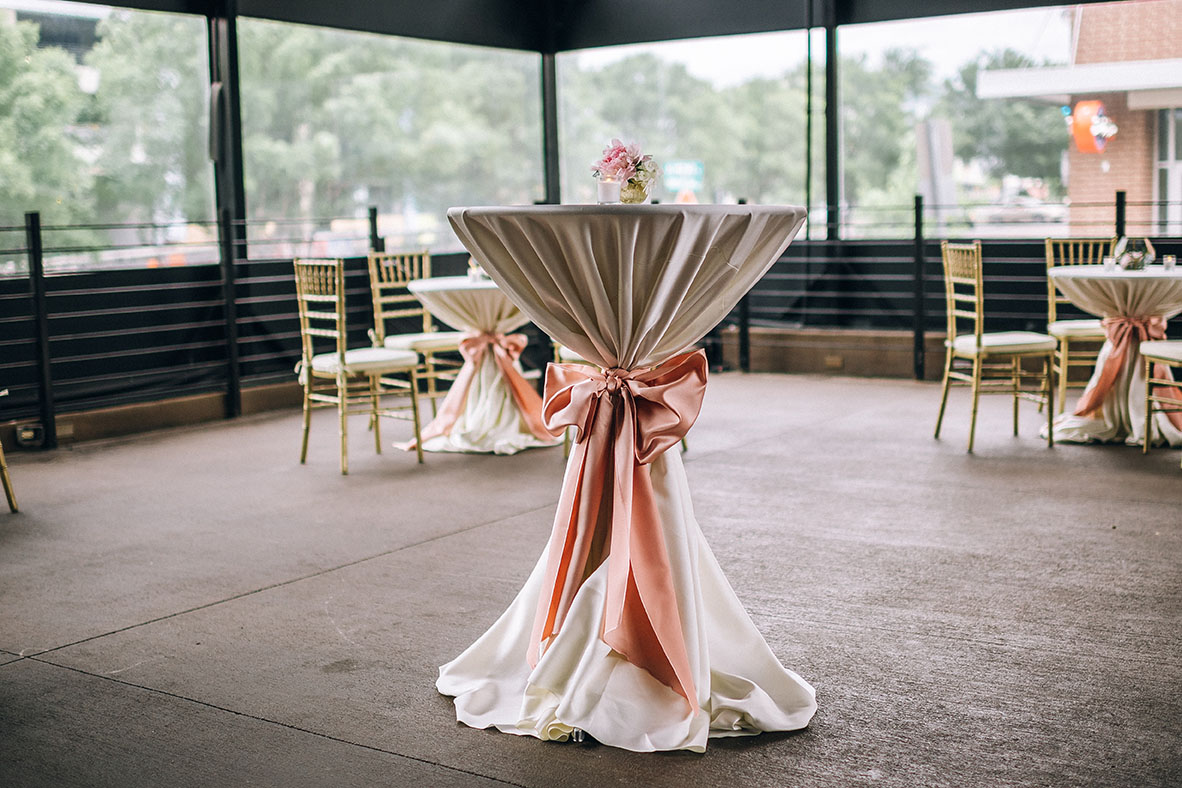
[436,449,816,753]
[419,353,559,455]
[1046,339,1182,447]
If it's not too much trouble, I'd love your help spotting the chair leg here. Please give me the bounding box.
[1056,340,1069,415]
[0,438,17,513]
[1144,355,1153,454]
[1012,357,1020,436]
[338,374,349,475]
[934,351,953,439]
[1045,354,1054,448]
[299,382,312,464]
[370,375,382,455]
[409,369,424,465]
[967,357,983,453]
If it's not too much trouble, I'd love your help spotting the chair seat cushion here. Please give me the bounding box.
[383,331,464,352]
[949,331,1057,356]
[311,347,419,375]
[1048,319,1105,338]
[556,344,588,364]
[1140,340,1182,365]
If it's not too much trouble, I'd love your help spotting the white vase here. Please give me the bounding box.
[596,180,621,204]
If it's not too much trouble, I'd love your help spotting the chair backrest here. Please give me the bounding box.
[367,250,432,344]
[1044,237,1114,323]
[293,258,346,364]
[940,240,984,347]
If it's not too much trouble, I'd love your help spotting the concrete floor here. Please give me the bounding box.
[1,373,1179,788]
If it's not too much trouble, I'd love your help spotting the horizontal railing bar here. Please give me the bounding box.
[41,220,218,232]
[45,299,226,321]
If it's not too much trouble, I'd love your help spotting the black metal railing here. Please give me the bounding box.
[3,194,1181,443]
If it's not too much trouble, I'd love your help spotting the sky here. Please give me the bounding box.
[572,6,1073,86]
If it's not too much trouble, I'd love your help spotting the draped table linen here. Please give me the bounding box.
[406,277,557,454]
[1047,265,1182,446]
[437,204,817,753]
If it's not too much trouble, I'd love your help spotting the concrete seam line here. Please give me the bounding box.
[23,657,530,788]
[22,502,560,660]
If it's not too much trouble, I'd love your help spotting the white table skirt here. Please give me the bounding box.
[1047,266,1182,446]
[407,277,557,454]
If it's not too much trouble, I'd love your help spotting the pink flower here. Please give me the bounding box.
[591,138,639,181]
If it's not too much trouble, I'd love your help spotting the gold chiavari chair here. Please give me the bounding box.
[0,389,17,512]
[1045,238,1114,412]
[294,258,424,473]
[1140,340,1182,468]
[935,241,1056,453]
[367,250,464,415]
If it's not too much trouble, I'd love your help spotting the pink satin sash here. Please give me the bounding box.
[530,349,708,712]
[1073,316,1182,429]
[404,331,553,448]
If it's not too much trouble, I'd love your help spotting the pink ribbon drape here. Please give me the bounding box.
[403,331,553,449]
[1073,315,1182,429]
[530,349,708,712]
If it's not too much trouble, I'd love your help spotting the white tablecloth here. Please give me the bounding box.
[1047,266,1182,446]
[406,277,557,454]
[437,204,816,752]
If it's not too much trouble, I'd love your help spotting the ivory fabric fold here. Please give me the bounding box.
[439,205,816,752]
[1047,267,1182,447]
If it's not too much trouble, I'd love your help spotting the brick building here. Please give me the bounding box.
[978,0,1182,235]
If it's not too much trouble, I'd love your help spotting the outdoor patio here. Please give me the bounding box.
[1,372,1179,787]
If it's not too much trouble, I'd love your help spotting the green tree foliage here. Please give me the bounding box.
[85,10,215,226]
[839,48,932,209]
[936,49,1067,194]
[0,19,88,227]
[237,20,543,243]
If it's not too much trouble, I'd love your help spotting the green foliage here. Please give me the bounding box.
[0,9,1073,254]
[0,19,88,227]
[936,49,1067,194]
[85,10,215,226]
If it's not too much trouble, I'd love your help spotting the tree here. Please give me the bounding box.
[0,18,89,227]
[936,49,1067,194]
[85,10,216,228]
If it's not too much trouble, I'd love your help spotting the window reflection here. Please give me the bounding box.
[236,19,544,257]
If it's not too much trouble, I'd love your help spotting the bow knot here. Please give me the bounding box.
[600,367,629,394]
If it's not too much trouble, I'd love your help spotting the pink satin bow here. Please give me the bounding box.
[1074,316,1182,429]
[529,348,708,712]
[407,331,552,448]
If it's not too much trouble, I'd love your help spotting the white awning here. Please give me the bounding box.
[977,59,1182,109]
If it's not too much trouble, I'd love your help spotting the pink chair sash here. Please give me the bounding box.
[530,349,708,712]
[1073,316,1182,429]
[404,331,553,448]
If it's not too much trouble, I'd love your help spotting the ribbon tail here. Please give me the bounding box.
[397,349,482,451]
[529,400,608,666]
[601,406,698,714]
[490,341,558,442]
[1073,322,1132,418]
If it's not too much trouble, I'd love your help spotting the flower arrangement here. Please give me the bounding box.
[592,138,660,184]
[591,139,660,203]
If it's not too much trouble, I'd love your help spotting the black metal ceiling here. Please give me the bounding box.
[106,0,1107,52]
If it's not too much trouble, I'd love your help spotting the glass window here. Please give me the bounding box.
[838,7,1072,239]
[556,30,820,232]
[0,1,214,272]
[236,19,544,257]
